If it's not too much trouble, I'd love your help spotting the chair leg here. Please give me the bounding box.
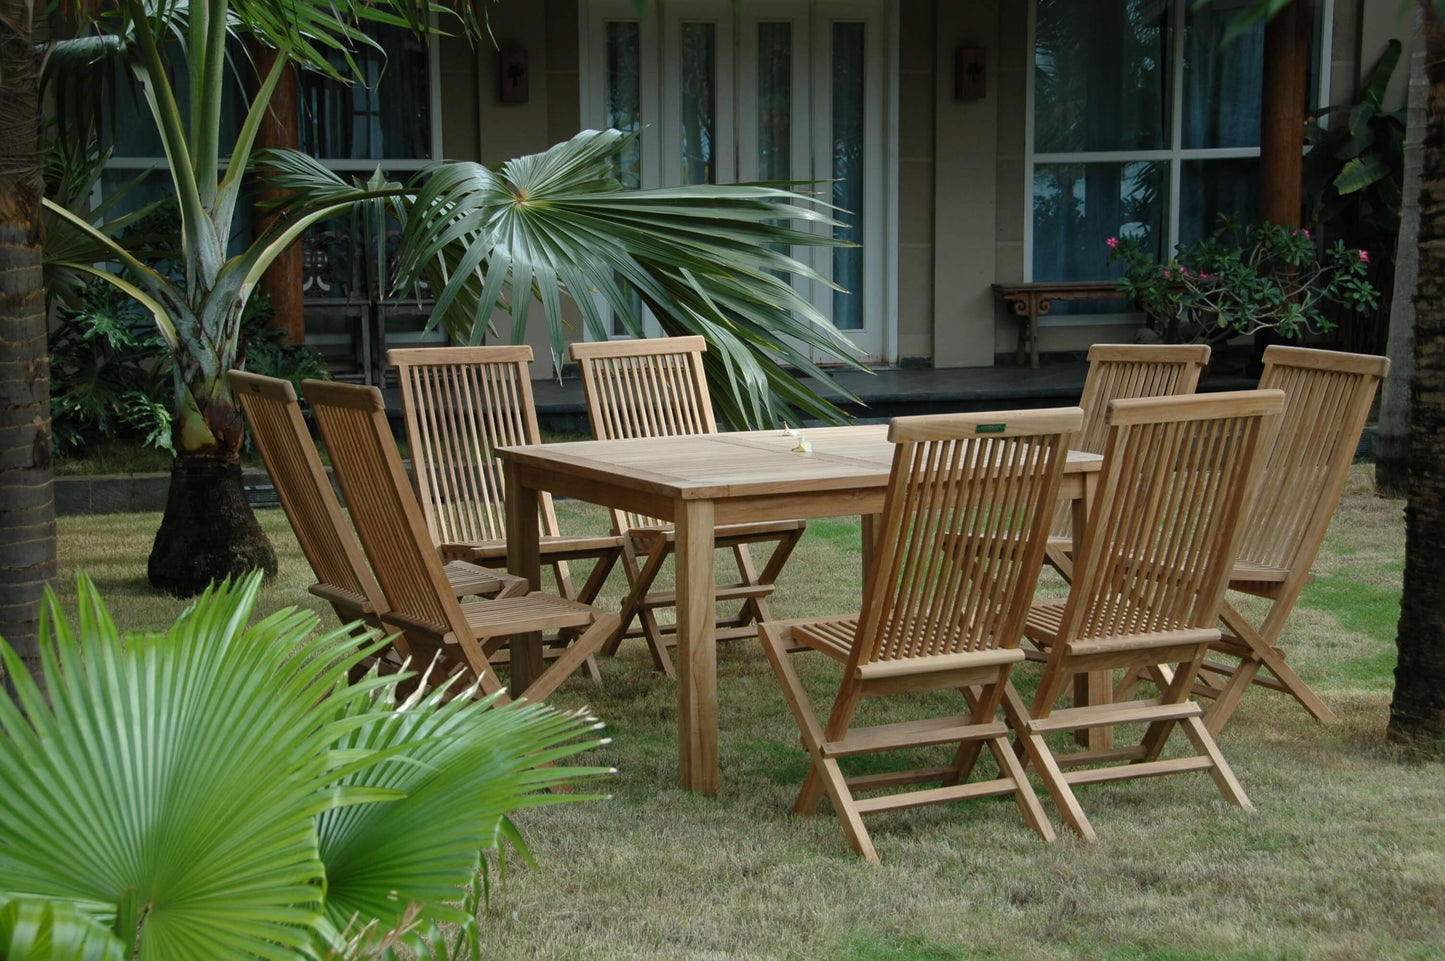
[606,535,675,677]
[1218,601,1338,729]
[987,733,1056,842]
[514,613,621,704]
[1181,715,1253,809]
[1001,682,1097,842]
[757,623,878,863]
[1202,658,1263,735]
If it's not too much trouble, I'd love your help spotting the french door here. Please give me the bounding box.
[581,0,892,363]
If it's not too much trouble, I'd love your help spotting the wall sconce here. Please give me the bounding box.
[499,43,529,103]
[955,46,986,101]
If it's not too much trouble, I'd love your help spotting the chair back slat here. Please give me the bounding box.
[1054,344,1211,538]
[304,379,470,643]
[851,408,1082,670]
[1233,346,1389,575]
[1060,390,1284,643]
[390,346,555,547]
[229,371,383,614]
[571,336,714,530]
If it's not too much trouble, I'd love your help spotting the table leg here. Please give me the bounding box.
[675,498,718,794]
[1072,470,1112,749]
[504,462,545,696]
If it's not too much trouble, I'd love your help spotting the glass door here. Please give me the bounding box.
[581,0,891,363]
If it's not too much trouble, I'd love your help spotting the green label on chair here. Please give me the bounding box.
[975,423,1006,434]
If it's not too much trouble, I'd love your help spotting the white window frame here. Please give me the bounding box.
[1022,0,1335,286]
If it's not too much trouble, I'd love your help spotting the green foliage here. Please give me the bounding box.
[1304,39,1405,264]
[48,280,174,457]
[1107,216,1380,345]
[48,279,327,459]
[0,573,611,961]
[262,130,866,429]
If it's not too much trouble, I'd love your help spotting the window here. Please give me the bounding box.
[1026,0,1329,285]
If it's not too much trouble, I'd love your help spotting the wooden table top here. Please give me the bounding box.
[497,424,1102,502]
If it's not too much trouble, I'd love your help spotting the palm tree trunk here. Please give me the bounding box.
[147,364,276,596]
[1376,30,1426,498]
[1389,1,1445,749]
[0,0,54,674]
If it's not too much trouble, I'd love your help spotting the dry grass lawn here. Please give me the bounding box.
[54,465,1445,961]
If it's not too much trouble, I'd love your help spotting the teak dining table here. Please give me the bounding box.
[497,424,1104,795]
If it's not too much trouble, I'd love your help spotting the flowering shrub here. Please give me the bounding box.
[1106,217,1379,345]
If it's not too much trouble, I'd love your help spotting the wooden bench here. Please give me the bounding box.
[992,281,1134,369]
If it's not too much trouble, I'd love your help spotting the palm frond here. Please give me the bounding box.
[263,130,868,429]
[0,574,381,960]
[316,673,611,934]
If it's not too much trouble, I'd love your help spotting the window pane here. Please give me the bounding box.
[605,21,642,189]
[1032,161,1166,281]
[1183,0,1265,149]
[108,41,247,159]
[832,22,866,331]
[680,22,717,185]
[757,22,792,182]
[1033,0,1169,153]
[1180,158,1259,243]
[299,25,432,161]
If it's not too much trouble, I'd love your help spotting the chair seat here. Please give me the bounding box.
[441,533,623,563]
[1023,599,1068,645]
[790,615,860,662]
[442,560,526,597]
[1229,559,1290,584]
[460,593,600,636]
[627,518,807,552]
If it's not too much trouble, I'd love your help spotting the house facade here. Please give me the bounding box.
[102,1,1411,377]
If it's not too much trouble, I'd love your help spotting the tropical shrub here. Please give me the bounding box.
[0,573,610,960]
[1107,216,1380,345]
[49,281,327,459]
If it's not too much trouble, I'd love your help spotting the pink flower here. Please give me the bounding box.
[1200,272,1214,280]
[1106,237,1119,249]
[1293,227,1312,241]
[1359,249,1370,264]
[1162,267,1173,279]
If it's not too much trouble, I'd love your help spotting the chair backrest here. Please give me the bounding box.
[570,335,715,530]
[1051,344,1212,539]
[1233,346,1390,578]
[303,379,472,646]
[389,345,559,547]
[1074,344,1212,455]
[228,370,385,618]
[1059,390,1285,643]
[570,336,717,440]
[849,408,1083,672]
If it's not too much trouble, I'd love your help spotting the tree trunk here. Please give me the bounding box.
[0,0,54,675]
[1389,1,1445,750]
[147,368,275,596]
[1377,30,1427,498]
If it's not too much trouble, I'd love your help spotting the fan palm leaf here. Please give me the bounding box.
[262,129,868,429]
[0,575,609,961]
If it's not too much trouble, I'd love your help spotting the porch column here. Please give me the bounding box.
[251,43,305,345]
[1258,0,1311,227]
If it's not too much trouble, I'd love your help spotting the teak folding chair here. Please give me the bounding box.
[388,345,622,601]
[1006,389,1284,842]
[229,371,526,657]
[1155,346,1389,733]
[758,408,1084,864]
[1047,344,1212,577]
[389,346,624,682]
[303,378,619,702]
[569,336,806,676]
